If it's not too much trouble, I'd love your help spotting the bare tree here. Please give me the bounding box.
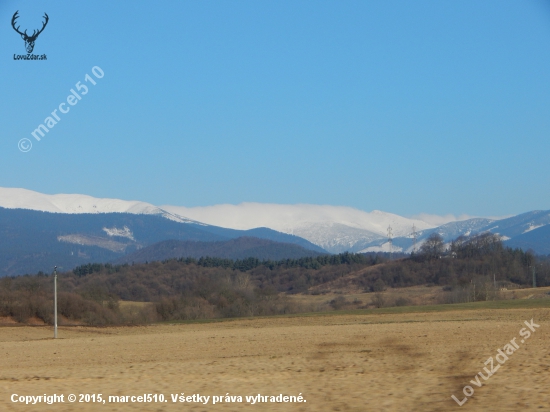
[420,233,445,259]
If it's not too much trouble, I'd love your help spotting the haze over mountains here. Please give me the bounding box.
[0,187,549,276]
[161,203,434,253]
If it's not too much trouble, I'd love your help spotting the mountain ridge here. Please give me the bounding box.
[1,187,549,257]
[0,207,324,276]
[0,187,196,224]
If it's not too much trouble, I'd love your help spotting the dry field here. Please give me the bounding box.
[287,285,451,308]
[289,285,550,310]
[1,305,549,411]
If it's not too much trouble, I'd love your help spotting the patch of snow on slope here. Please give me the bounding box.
[103,226,135,241]
[523,223,545,234]
[359,242,403,253]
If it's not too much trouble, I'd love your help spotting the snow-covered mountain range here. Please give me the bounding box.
[0,187,196,224]
[359,212,550,255]
[1,187,549,255]
[0,188,435,253]
[161,203,434,253]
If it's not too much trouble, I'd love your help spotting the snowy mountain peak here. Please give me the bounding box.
[161,203,434,237]
[0,187,195,224]
[160,203,436,252]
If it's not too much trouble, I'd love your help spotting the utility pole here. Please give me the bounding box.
[54,266,58,339]
[533,266,536,289]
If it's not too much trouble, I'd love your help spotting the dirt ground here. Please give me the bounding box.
[1,307,549,411]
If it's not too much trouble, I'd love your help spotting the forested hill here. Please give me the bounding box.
[113,237,324,264]
[68,234,550,299]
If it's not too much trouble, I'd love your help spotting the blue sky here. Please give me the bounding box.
[1,0,550,217]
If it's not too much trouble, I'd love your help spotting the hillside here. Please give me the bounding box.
[0,207,324,276]
[114,237,323,264]
[2,232,549,326]
[506,225,550,254]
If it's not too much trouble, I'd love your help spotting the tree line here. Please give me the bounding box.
[72,252,387,277]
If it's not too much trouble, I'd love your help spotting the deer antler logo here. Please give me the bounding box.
[11,11,49,54]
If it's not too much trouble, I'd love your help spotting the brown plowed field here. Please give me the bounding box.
[1,307,549,411]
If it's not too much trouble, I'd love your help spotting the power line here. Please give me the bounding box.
[387,225,393,260]
[412,224,417,254]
